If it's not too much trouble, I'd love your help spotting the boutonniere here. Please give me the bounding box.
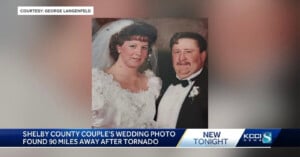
[188,86,200,98]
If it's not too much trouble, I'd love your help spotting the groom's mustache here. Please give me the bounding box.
[176,62,191,66]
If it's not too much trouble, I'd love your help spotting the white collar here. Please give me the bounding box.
[176,68,203,81]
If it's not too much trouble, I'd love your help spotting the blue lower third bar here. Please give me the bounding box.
[0,129,300,147]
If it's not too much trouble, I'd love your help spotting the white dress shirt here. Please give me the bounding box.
[157,69,203,128]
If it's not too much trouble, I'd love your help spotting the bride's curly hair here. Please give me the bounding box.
[109,21,157,61]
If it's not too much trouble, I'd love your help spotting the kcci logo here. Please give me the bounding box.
[243,132,272,144]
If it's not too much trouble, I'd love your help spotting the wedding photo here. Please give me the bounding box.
[91,18,208,128]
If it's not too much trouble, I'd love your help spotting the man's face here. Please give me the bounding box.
[172,38,206,79]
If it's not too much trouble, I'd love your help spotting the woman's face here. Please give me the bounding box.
[117,39,149,69]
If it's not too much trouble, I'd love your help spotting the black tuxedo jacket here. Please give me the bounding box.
[156,67,208,128]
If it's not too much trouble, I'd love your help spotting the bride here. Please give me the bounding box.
[92,19,161,128]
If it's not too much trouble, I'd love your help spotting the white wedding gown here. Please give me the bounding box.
[92,68,161,128]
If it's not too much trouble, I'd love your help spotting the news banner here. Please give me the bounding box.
[1,129,300,147]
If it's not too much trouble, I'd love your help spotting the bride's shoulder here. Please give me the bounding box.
[92,68,110,78]
[144,70,162,97]
[92,68,102,76]
[144,70,161,83]
[92,68,113,86]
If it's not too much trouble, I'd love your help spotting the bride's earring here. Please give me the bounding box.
[147,54,152,63]
[147,54,152,68]
[117,47,121,54]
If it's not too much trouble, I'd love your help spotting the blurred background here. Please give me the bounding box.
[0,0,299,156]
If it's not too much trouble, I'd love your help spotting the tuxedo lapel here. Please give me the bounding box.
[176,67,208,128]
[154,90,163,121]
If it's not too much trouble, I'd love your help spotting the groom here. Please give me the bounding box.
[156,32,208,128]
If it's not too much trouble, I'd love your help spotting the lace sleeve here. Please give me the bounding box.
[92,69,117,128]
